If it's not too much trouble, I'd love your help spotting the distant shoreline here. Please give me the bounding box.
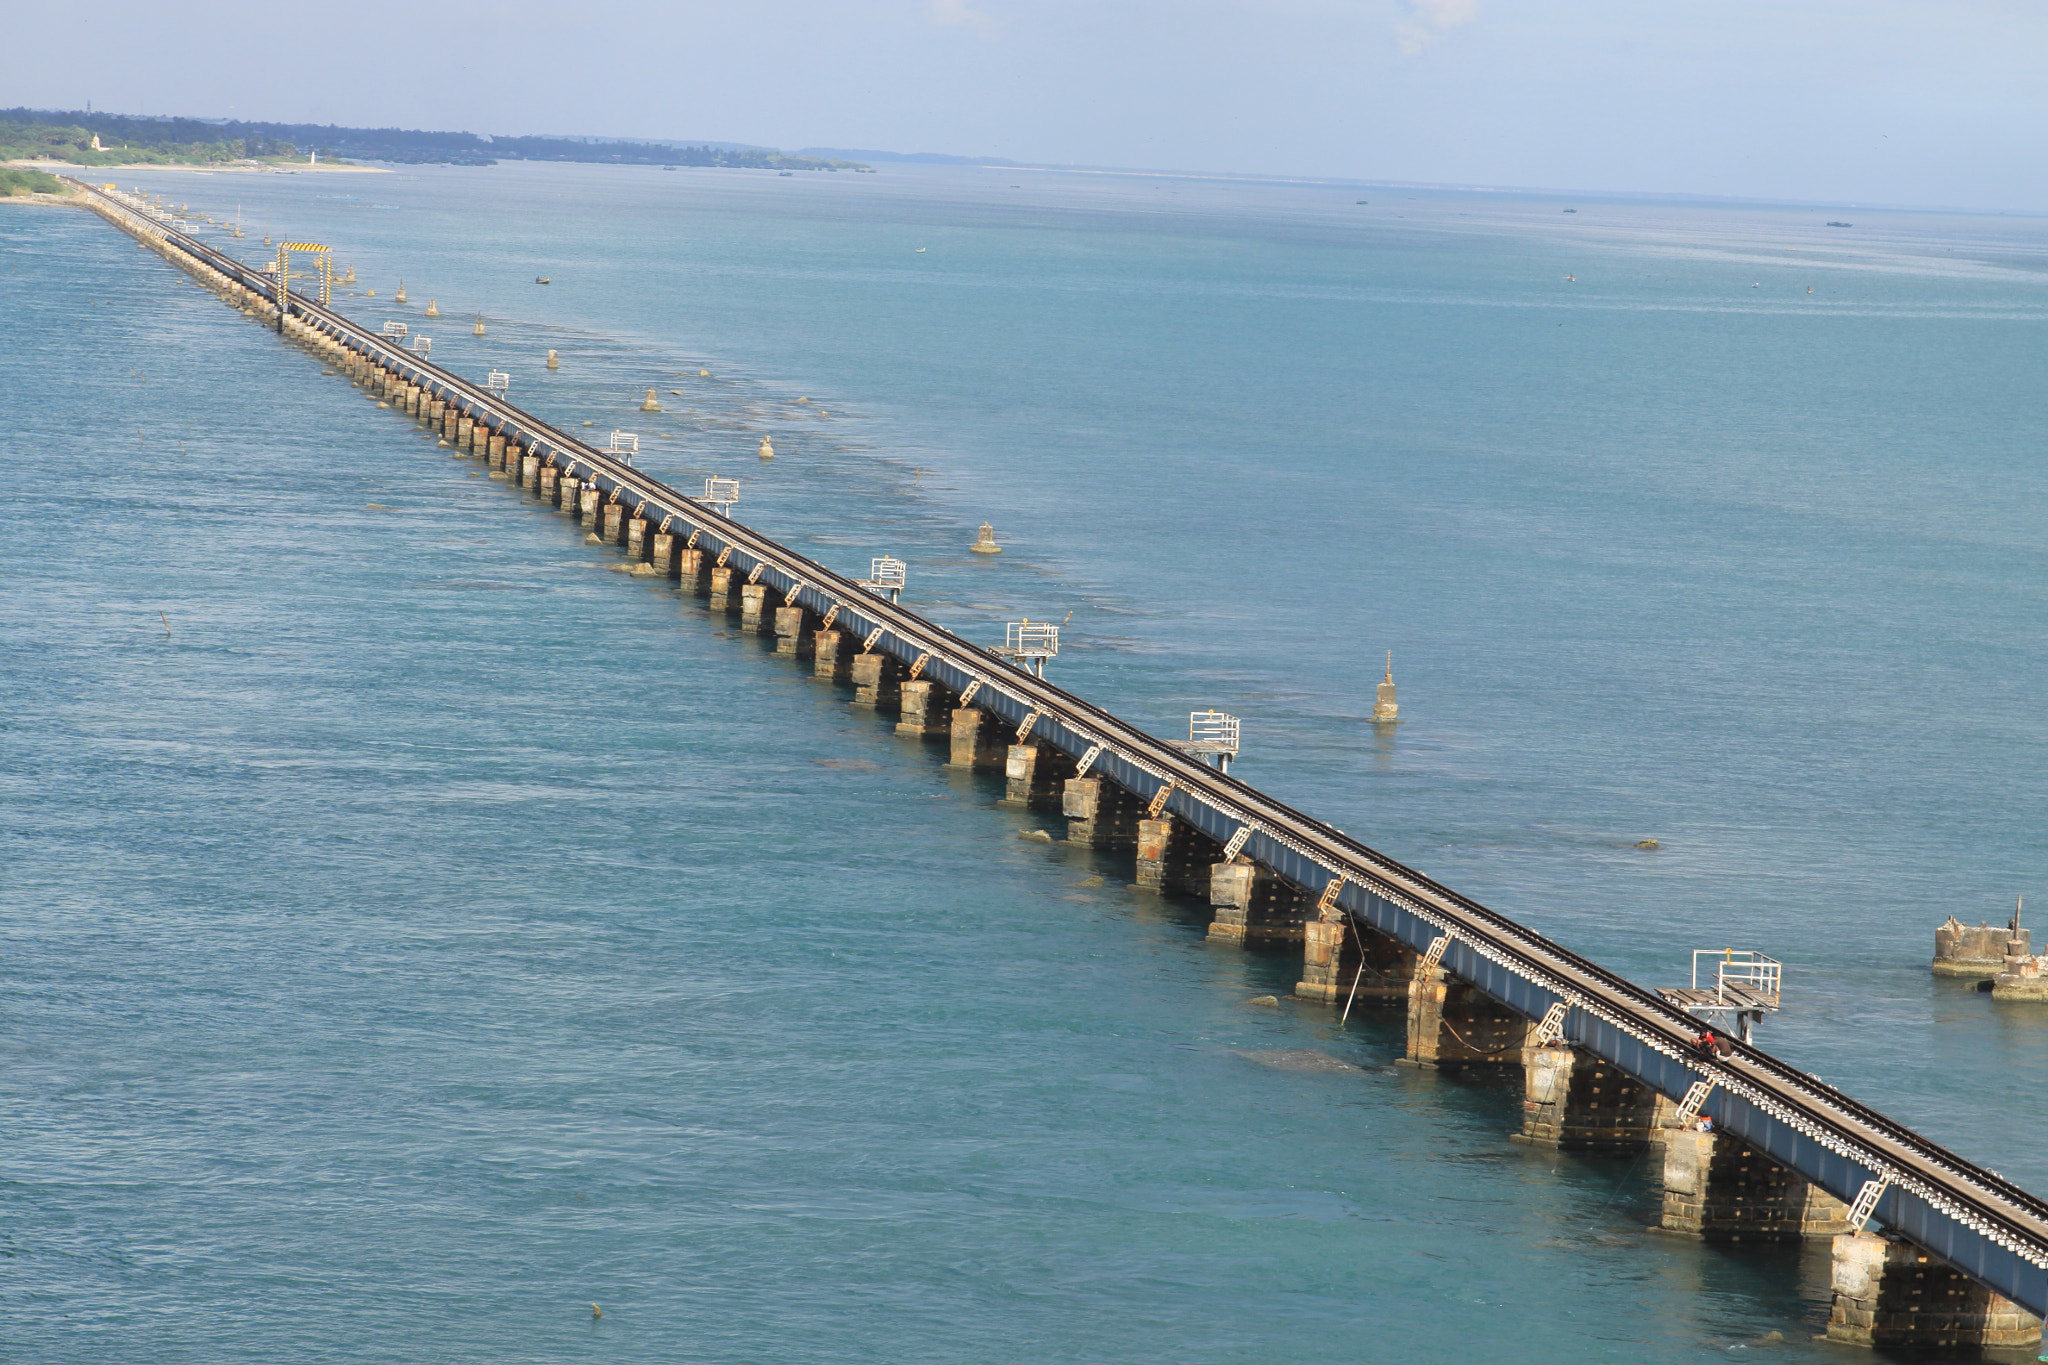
[3,158,390,176]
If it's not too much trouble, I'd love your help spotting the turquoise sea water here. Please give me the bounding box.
[4,162,2046,1362]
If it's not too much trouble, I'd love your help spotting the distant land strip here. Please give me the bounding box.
[0,108,870,172]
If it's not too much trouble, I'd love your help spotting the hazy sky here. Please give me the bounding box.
[10,0,2047,209]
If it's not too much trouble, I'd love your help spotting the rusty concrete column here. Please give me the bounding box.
[851,650,903,709]
[1826,1231,2041,1349]
[1403,963,1531,1070]
[603,504,627,545]
[813,628,848,679]
[708,565,735,611]
[739,582,773,632]
[1136,814,1223,895]
[580,488,601,529]
[651,533,676,577]
[948,707,1005,769]
[522,454,541,492]
[540,466,559,505]
[1061,777,1141,849]
[558,476,580,514]
[456,415,473,448]
[896,679,953,737]
[1658,1129,1851,1236]
[627,517,650,561]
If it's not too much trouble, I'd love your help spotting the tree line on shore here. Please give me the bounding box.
[0,109,868,172]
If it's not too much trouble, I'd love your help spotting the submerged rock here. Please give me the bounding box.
[1018,829,1055,843]
[1234,1049,1360,1073]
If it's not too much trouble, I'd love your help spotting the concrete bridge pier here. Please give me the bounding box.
[540,465,559,505]
[627,517,650,562]
[708,564,736,612]
[456,415,473,449]
[651,533,677,577]
[948,707,1007,770]
[1206,858,1311,943]
[1517,1044,1658,1151]
[896,679,955,738]
[1061,777,1143,849]
[1658,1129,1848,1238]
[773,603,812,657]
[1299,917,1416,1006]
[1002,744,1079,809]
[557,476,580,518]
[521,453,540,492]
[486,433,505,467]
[580,488,602,530]
[740,582,774,633]
[1403,965,1532,1070]
[1135,815,1224,895]
[851,650,904,709]
[602,504,628,546]
[678,547,709,596]
[1827,1232,2042,1350]
[813,628,849,681]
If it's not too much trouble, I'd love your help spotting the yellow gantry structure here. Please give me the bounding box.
[274,242,333,308]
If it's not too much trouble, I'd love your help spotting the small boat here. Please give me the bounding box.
[915,247,927,253]
[536,277,550,284]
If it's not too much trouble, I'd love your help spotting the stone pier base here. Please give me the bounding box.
[812,629,849,680]
[1206,858,1312,943]
[1061,777,1143,849]
[851,651,902,710]
[1518,1044,1657,1151]
[1659,1130,1850,1239]
[948,707,1006,769]
[1405,965,1531,1070]
[1827,1231,2042,1350]
[1135,815,1223,895]
[773,605,810,657]
[896,679,953,737]
[1002,744,1078,808]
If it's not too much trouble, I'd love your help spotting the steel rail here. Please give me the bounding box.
[74,179,2048,1296]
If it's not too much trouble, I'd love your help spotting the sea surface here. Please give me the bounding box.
[4,159,2046,1363]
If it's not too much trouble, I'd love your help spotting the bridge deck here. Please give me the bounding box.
[71,177,2048,1318]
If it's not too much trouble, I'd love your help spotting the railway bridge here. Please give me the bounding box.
[71,176,2048,1352]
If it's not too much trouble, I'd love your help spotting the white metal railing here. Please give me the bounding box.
[858,555,908,602]
[1167,709,1243,772]
[485,370,511,395]
[410,336,432,357]
[704,476,740,516]
[1691,949,1782,1009]
[381,320,408,338]
[606,431,639,463]
[992,620,1060,677]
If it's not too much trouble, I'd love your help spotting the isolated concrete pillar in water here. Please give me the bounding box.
[812,628,847,680]
[850,650,902,709]
[895,679,952,738]
[1826,1230,2041,1349]
[1658,1129,1849,1236]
